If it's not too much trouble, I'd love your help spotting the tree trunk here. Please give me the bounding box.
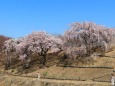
[5,56,11,70]
[43,54,47,66]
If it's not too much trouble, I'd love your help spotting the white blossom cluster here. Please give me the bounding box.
[4,31,63,62]
[63,22,115,58]
[4,22,115,67]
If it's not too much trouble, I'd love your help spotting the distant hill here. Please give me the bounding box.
[0,35,11,67]
[0,35,11,51]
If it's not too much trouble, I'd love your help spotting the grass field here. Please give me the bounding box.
[1,47,115,85]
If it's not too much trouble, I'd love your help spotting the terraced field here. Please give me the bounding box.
[0,75,111,86]
[1,47,115,86]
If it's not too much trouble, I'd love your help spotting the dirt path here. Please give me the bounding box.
[40,78,110,85]
[0,74,111,86]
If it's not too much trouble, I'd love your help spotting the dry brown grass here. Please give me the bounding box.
[26,66,111,81]
[1,46,115,85]
[84,48,115,69]
[0,75,111,86]
[22,46,115,85]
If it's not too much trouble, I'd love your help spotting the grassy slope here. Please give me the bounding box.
[1,47,115,85]
[22,47,115,85]
[0,75,110,86]
[88,49,115,69]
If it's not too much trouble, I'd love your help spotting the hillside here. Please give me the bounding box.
[0,35,10,69]
[0,35,10,51]
[0,47,115,85]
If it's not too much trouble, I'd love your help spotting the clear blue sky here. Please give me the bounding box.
[0,0,115,38]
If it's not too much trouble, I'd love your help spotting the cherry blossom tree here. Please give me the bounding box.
[24,31,63,65]
[4,22,115,69]
[4,31,63,69]
[4,37,34,69]
[63,22,115,59]
[4,38,20,69]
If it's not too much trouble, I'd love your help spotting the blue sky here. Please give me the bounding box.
[0,0,115,38]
